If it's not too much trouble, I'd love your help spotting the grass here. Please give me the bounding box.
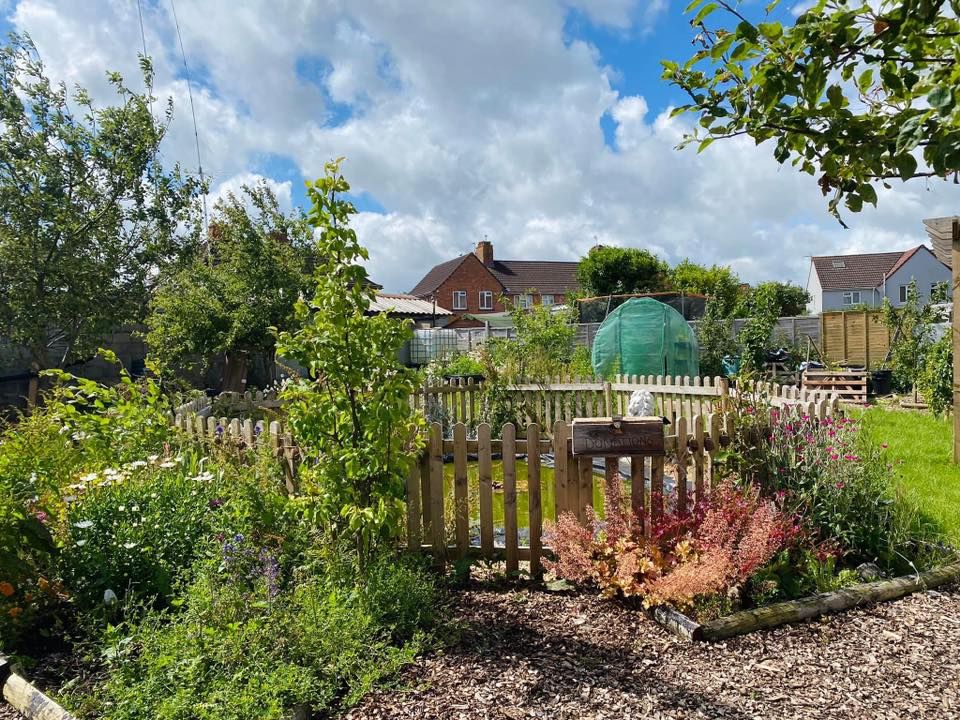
[858,406,960,544]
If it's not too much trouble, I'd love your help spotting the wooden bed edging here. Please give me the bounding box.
[1,655,75,720]
[651,560,960,642]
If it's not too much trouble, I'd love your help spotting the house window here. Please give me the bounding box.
[516,294,533,309]
[479,290,493,310]
[541,294,555,307]
[842,291,861,306]
[899,285,908,303]
[452,290,467,310]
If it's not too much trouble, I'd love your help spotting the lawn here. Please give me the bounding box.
[859,407,960,543]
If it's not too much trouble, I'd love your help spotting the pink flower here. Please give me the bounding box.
[881,443,888,449]
[843,454,858,461]
[830,453,839,460]
[835,482,845,490]
[34,511,48,524]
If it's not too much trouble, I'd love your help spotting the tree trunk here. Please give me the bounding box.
[26,361,40,410]
[222,351,249,394]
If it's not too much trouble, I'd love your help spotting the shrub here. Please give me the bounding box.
[546,477,800,615]
[90,549,439,720]
[727,402,947,572]
[917,332,952,416]
[58,451,234,613]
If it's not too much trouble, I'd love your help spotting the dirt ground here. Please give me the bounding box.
[346,581,960,720]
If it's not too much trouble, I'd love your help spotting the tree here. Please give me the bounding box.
[696,300,737,377]
[670,260,742,316]
[276,159,422,564]
[735,281,811,318]
[663,0,960,224]
[146,182,315,391]
[577,245,671,296]
[0,35,200,382]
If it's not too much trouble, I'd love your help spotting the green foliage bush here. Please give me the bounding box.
[695,301,736,377]
[91,549,438,720]
[727,398,948,573]
[917,332,953,416]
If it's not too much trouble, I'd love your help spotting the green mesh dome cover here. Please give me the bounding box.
[591,297,700,378]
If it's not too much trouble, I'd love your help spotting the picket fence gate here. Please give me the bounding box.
[406,394,840,573]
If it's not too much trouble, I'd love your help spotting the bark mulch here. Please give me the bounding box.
[346,581,960,720]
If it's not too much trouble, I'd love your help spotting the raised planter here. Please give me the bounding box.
[650,560,960,641]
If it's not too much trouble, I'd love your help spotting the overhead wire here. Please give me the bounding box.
[168,0,210,259]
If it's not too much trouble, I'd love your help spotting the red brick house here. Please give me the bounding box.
[409,241,579,318]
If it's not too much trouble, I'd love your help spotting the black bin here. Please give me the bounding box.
[870,369,892,396]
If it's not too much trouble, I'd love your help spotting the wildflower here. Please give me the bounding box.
[8,607,22,618]
[34,511,48,524]
[830,453,839,460]
[215,425,225,437]
[0,581,14,597]
[843,454,858,462]
[128,460,148,469]
[147,454,159,463]
[835,482,846,490]
[80,472,99,483]
[881,443,888,449]
[74,520,94,530]
[208,498,224,509]
[159,460,176,469]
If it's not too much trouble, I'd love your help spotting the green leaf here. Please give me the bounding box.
[757,21,782,40]
[684,0,707,12]
[698,137,715,153]
[691,2,719,25]
[736,20,759,42]
[730,43,750,61]
[710,34,735,59]
[895,115,926,156]
[893,153,918,180]
[928,87,954,111]
[857,69,874,94]
[826,84,844,109]
[859,183,877,206]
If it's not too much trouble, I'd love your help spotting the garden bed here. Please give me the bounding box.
[345,576,960,719]
[650,560,960,641]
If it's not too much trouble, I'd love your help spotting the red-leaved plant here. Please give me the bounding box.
[546,478,801,611]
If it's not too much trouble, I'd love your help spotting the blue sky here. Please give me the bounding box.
[0,1,953,293]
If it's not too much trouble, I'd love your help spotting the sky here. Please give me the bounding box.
[1,0,956,293]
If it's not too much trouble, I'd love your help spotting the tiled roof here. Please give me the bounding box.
[883,246,924,280]
[408,255,474,297]
[811,250,907,290]
[370,293,452,316]
[489,260,580,295]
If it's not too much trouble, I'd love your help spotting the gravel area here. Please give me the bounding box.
[346,581,960,720]
[4,583,958,719]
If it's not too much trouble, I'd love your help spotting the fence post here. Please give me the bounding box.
[603,380,613,417]
[527,423,542,577]
[477,423,494,558]
[453,422,469,559]
[428,422,445,563]
[502,423,519,574]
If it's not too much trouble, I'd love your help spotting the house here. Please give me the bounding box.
[409,240,579,316]
[806,245,950,313]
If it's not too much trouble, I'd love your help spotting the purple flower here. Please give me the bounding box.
[215,425,224,436]
[208,498,224,509]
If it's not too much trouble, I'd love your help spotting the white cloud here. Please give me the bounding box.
[208,173,294,215]
[7,0,957,296]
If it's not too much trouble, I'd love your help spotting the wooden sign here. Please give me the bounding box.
[571,417,665,457]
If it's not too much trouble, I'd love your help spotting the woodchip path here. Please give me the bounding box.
[346,581,960,720]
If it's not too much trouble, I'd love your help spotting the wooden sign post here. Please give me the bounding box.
[571,416,665,457]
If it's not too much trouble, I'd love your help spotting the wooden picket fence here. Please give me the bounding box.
[407,395,841,572]
[414,374,732,434]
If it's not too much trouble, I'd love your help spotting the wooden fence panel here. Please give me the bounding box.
[527,423,543,577]
[820,310,890,367]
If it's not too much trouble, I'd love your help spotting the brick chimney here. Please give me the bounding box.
[475,239,494,266]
